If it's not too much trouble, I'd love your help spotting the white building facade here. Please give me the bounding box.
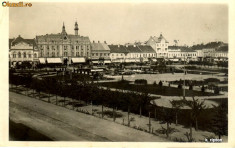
[9,35,39,67]
[146,34,169,58]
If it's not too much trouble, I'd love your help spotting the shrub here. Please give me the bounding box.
[214,86,220,94]
[201,85,205,92]
[204,78,220,83]
[134,79,147,85]
[153,81,157,86]
[178,84,182,89]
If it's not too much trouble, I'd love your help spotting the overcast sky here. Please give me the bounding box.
[9,2,228,46]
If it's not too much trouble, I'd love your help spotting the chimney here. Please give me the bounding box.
[104,41,107,44]
[93,40,95,43]
[98,41,100,43]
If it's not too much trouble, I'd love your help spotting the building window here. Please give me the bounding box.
[47,45,49,49]
[64,52,67,56]
[34,53,37,58]
[64,46,67,50]
[13,53,16,58]
[100,53,103,56]
[52,52,55,57]
[71,52,74,56]
[96,53,98,56]
[92,53,95,56]
[18,52,21,58]
[57,52,59,56]
[23,52,26,58]
[28,54,31,58]
[81,52,83,56]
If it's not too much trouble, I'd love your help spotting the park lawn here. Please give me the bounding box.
[99,81,218,97]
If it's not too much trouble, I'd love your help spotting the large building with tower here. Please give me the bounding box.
[35,21,91,65]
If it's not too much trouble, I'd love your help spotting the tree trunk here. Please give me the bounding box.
[73,98,74,110]
[91,101,93,115]
[195,117,198,131]
[113,107,115,121]
[56,94,58,105]
[102,104,104,118]
[154,108,156,120]
[48,93,50,103]
[190,122,193,141]
[166,122,169,138]
[149,112,151,133]
[33,89,34,98]
[139,106,142,117]
[64,96,66,107]
[128,106,130,126]
[176,112,178,125]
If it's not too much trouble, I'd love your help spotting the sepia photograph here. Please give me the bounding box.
[3,0,233,145]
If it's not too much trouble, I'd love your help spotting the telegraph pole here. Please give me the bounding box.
[183,54,186,99]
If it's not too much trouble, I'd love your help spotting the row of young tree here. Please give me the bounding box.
[9,72,227,140]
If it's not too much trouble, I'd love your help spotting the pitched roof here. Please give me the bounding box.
[124,45,142,53]
[108,45,129,53]
[180,48,196,52]
[91,43,110,51]
[137,45,156,53]
[169,45,196,52]
[36,33,90,42]
[9,35,36,48]
[151,34,169,43]
[168,46,180,49]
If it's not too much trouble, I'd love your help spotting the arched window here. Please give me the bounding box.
[13,52,16,58]
[34,53,37,58]
[18,52,21,58]
[28,53,31,58]
[23,52,27,58]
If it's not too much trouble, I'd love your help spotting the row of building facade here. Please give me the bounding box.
[9,21,228,66]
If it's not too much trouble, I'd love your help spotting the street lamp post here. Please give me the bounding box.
[183,54,186,99]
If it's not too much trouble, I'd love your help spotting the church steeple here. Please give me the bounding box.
[74,21,79,35]
[62,22,67,35]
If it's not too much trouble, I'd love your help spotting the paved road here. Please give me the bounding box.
[9,92,168,142]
